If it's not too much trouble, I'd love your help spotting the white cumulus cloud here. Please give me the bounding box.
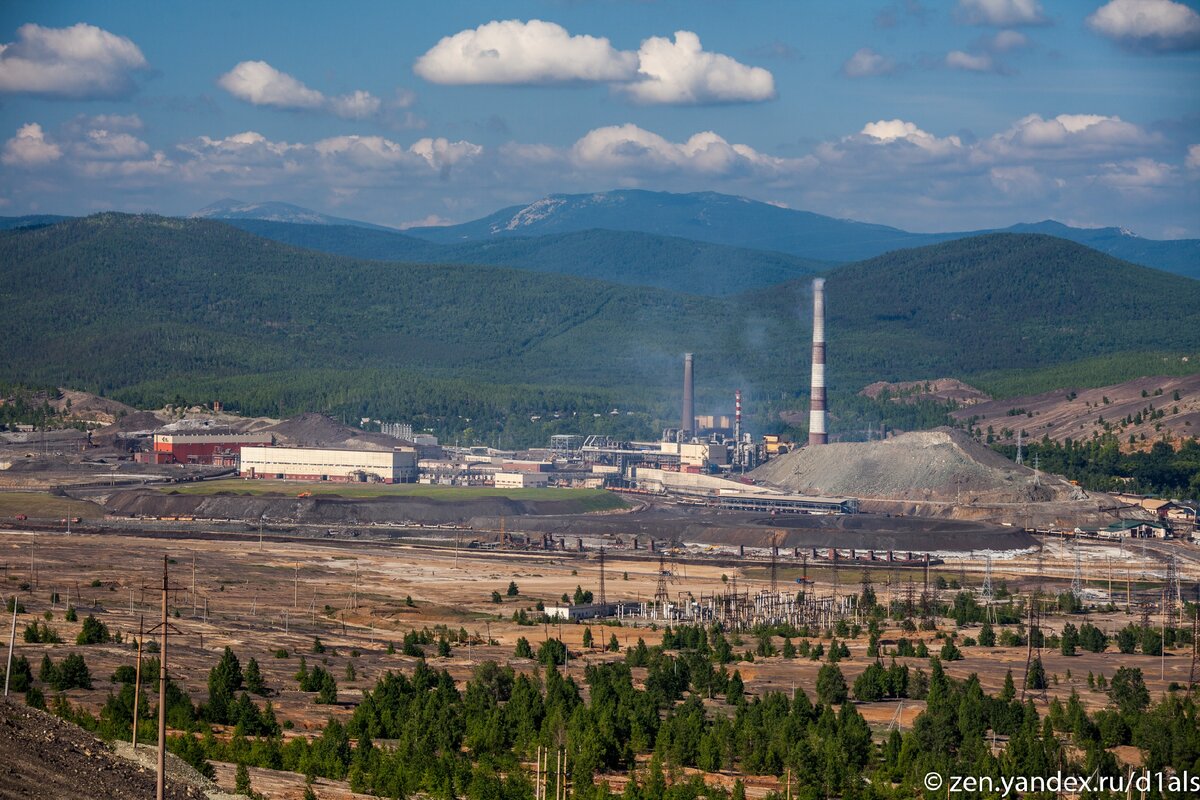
[1187,144,1200,169]
[1096,157,1176,189]
[956,0,1046,26]
[623,31,775,104]
[859,119,963,153]
[570,124,806,175]
[2,123,62,166]
[1086,0,1200,52]
[946,50,996,71]
[217,61,386,120]
[992,113,1151,151]
[414,21,774,105]
[989,30,1030,51]
[0,23,149,99]
[414,19,636,84]
[842,47,897,77]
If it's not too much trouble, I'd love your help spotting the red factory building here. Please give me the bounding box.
[137,431,275,467]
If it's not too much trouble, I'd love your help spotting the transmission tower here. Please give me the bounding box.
[769,534,779,595]
[1016,428,1024,466]
[1188,609,1198,692]
[982,554,995,623]
[1071,544,1083,600]
[1164,556,1180,629]
[654,554,669,616]
[903,579,916,618]
[598,547,607,608]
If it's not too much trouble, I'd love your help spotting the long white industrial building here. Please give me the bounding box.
[240,446,418,484]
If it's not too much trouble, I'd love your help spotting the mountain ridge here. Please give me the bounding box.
[219,219,825,295]
[190,198,397,231]
[406,189,1200,278]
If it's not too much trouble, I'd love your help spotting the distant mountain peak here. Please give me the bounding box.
[190,199,395,231]
[493,196,570,233]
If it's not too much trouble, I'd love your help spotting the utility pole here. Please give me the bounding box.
[598,547,607,608]
[156,556,168,800]
[131,615,143,749]
[4,594,17,697]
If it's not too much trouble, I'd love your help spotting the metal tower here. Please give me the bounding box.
[654,554,669,615]
[1071,545,1083,600]
[598,547,607,608]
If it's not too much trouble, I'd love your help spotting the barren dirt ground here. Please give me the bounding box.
[2,528,1196,797]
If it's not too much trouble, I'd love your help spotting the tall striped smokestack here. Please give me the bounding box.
[682,353,695,435]
[734,389,742,441]
[808,278,827,445]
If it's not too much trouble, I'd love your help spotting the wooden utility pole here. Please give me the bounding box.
[4,594,17,697]
[535,745,544,800]
[556,746,564,800]
[156,556,168,800]
[132,615,143,749]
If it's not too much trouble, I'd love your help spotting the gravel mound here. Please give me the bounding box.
[752,427,1075,504]
[93,411,168,439]
[860,378,992,406]
[105,488,620,525]
[263,413,404,450]
[0,697,211,799]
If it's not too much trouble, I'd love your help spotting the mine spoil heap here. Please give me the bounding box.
[751,427,1140,527]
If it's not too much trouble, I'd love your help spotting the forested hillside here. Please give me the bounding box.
[223,220,822,295]
[2,217,1196,444]
[748,233,1200,384]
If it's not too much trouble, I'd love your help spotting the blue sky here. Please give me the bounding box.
[1,0,1198,236]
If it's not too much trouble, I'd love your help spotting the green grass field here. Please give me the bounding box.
[161,479,628,510]
[0,492,104,519]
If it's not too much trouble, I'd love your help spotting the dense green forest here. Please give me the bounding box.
[993,438,1200,498]
[225,221,824,296]
[2,216,1197,446]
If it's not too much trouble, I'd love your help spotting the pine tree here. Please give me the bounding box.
[235,761,252,795]
[244,657,265,695]
[1026,656,1047,690]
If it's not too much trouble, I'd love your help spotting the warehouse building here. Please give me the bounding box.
[494,471,550,488]
[138,431,274,466]
[240,446,418,483]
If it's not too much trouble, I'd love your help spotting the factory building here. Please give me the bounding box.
[542,601,642,621]
[138,431,274,466]
[240,446,417,483]
[493,471,550,488]
[659,440,728,469]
